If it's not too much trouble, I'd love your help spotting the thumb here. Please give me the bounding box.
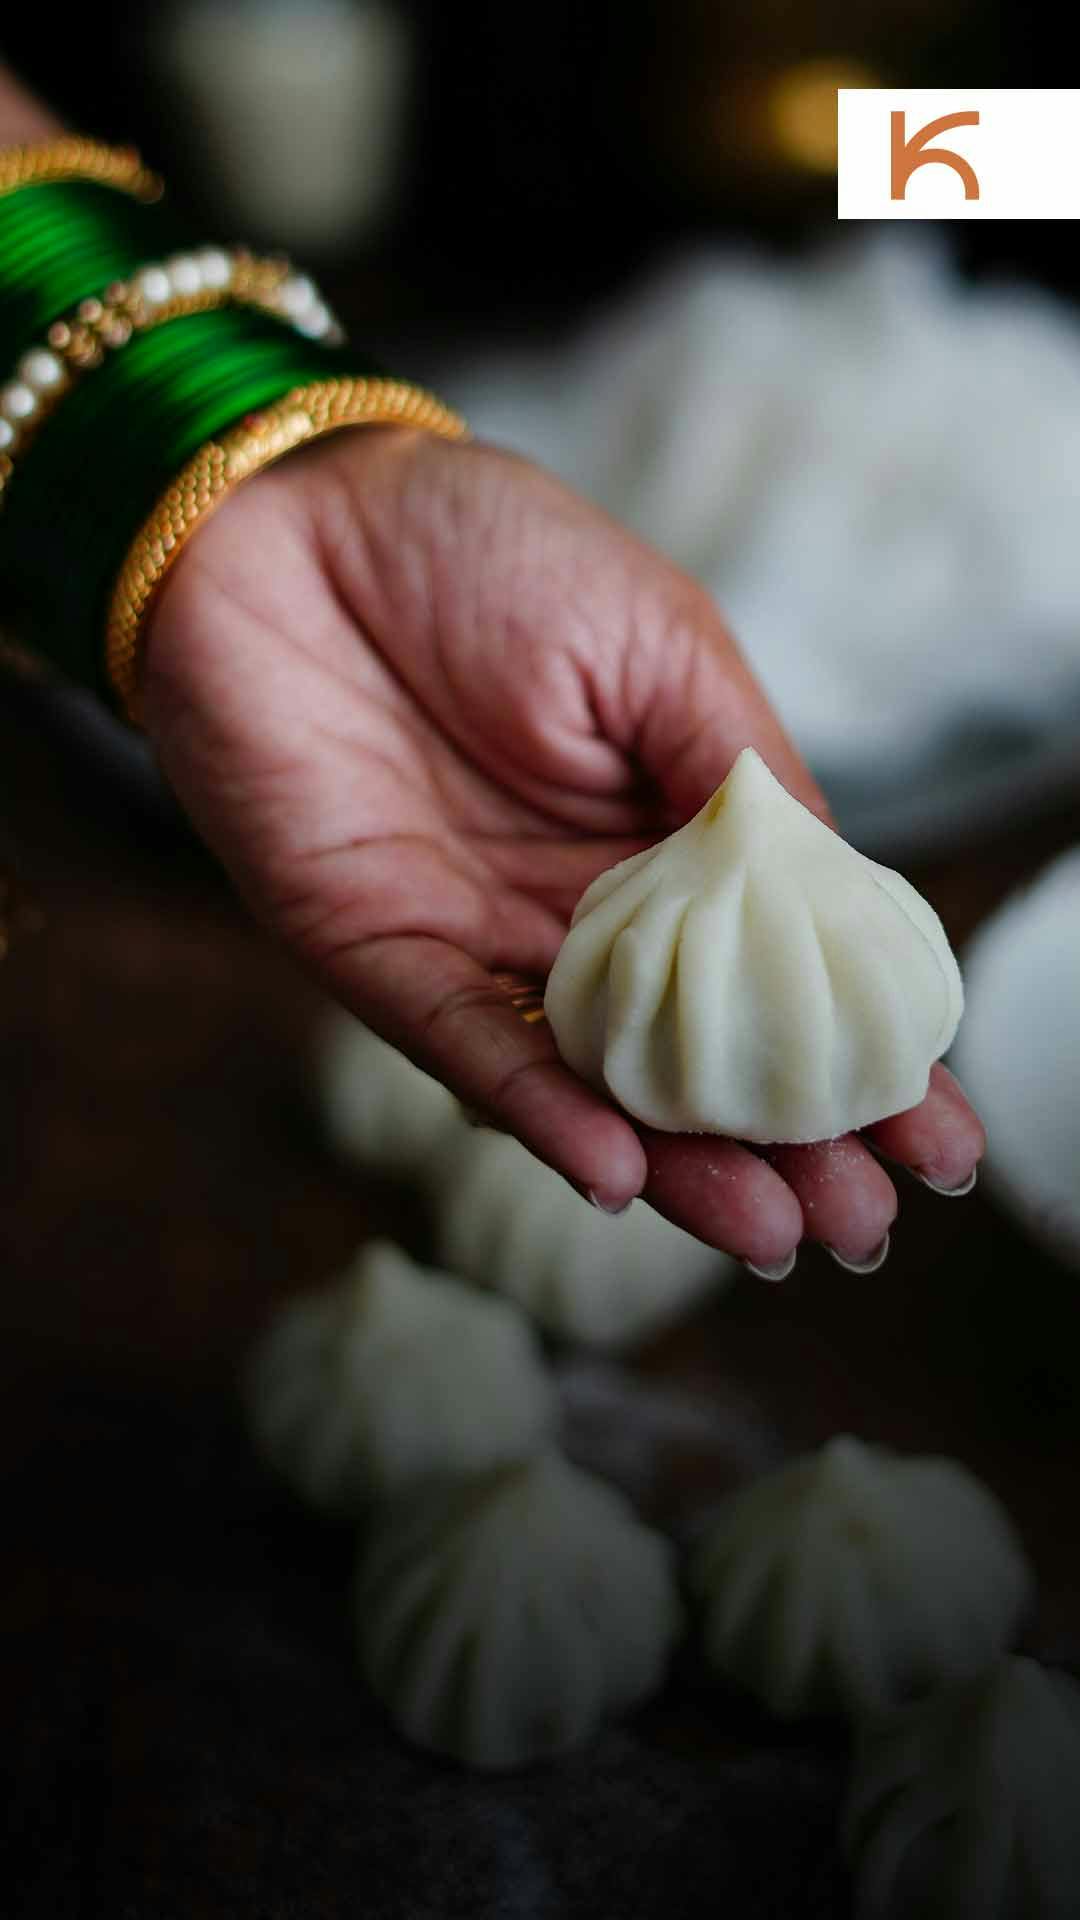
[625,587,835,829]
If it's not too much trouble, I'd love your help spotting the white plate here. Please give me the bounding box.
[824,718,1080,859]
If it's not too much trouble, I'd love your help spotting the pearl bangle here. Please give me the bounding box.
[0,249,344,501]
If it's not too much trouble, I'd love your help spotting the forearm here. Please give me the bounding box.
[0,68,390,708]
[0,59,450,724]
[0,61,63,143]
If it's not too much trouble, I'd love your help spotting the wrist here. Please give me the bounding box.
[0,133,463,717]
[138,416,421,682]
[108,381,466,725]
[0,69,62,145]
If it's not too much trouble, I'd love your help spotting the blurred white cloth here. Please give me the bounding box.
[952,847,1080,1272]
[447,238,1080,847]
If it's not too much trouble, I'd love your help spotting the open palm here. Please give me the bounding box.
[142,425,984,1273]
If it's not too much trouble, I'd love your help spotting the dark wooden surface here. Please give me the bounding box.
[3,670,1080,1919]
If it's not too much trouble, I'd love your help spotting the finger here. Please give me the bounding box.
[610,578,836,827]
[329,930,648,1211]
[756,1137,898,1271]
[863,1063,986,1195]
[638,1129,804,1272]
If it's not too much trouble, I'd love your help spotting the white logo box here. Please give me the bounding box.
[838,89,1080,221]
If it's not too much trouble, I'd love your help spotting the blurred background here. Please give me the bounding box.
[3,8,1080,1917]
[5,0,1080,844]
[1,0,1073,333]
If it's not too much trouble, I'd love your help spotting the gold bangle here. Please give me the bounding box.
[0,136,162,201]
[105,377,469,725]
[492,973,548,1024]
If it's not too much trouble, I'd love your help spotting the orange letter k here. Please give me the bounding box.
[890,110,980,201]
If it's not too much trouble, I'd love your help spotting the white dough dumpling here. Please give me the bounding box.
[356,1453,684,1769]
[544,747,964,1143]
[689,1436,1032,1719]
[320,1013,730,1348]
[845,1658,1080,1920]
[244,1239,556,1516]
[319,1015,459,1175]
[432,1127,733,1348]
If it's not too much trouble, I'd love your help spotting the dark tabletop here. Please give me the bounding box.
[3,669,1079,1920]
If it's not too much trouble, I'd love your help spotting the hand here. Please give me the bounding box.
[142,426,984,1273]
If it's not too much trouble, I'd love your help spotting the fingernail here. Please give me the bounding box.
[824,1232,890,1275]
[743,1249,797,1283]
[588,1189,634,1216]
[916,1166,977,1198]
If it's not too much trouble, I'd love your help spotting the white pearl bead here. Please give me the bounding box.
[196,247,231,290]
[277,274,317,318]
[0,416,16,451]
[134,265,171,306]
[294,301,331,339]
[18,348,64,391]
[0,382,38,422]
[166,254,203,297]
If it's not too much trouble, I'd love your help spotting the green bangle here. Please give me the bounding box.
[0,181,187,359]
[0,305,364,695]
[0,249,342,484]
[0,140,456,721]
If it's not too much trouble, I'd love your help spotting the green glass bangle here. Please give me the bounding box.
[0,304,369,696]
[0,148,390,712]
[0,181,185,359]
[23,310,357,555]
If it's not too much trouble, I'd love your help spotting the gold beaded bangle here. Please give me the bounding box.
[0,137,162,202]
[0,250,343,503]
[106,378,469,725]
